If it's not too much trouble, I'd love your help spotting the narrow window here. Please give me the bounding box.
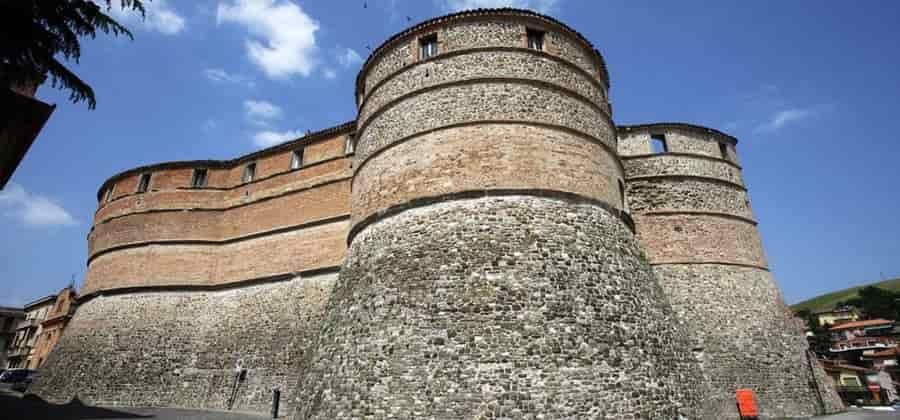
[242,162,256,183]
[191,168,208,188]
[650,134,668,154]
[104,185,115,203]
[136,173,151,193]
[527,28,545,51]
[419,34,438,60]
[291,148,305,170]
[618,179,627,211]
[718,142,729,160]
[345,135,355,155]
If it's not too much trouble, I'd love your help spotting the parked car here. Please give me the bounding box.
[0,368,37,392]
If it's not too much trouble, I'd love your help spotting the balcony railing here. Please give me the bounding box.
[830,338,898,353]
[7,346,31,358]
[15,318,39,330]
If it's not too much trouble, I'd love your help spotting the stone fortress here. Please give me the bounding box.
[31,8,843,419]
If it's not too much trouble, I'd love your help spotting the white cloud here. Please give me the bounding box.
[109,0,186,35]
[0,184,77,227]
[217,0,320,79]
[322,67,337,80]
[753,108,814,133]
[243,99,283,125]
[253,129,303,147]
[336,48,363,68]
[441,0,560,13]
[203,68,255,88]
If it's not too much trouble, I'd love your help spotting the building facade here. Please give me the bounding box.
[816,307,862,327]
[31,9,841,419]
[29,287,78,370]
[0,306,25,368]
[7,295,54,369]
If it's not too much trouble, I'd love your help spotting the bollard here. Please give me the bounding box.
[271,386,281,418]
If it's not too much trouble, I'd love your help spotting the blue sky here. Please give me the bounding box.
[2,0,899,306]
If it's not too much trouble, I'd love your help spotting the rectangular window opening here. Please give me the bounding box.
[419,34,438,60]
[718,142,729,160]
[136,173,151,193]
[650,134,668,154]
[291,148,305,170]
[242,162,257,183]
[527,28,545,51]
[191,168,208,188]
[345,135,355,155]
[104,185,115,203]
[618,179,627,211]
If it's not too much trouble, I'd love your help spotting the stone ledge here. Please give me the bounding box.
[79,266,341,304]
[626,174,747,191]
[621,151,742,170]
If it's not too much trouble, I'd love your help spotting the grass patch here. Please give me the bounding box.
[791,277,900,313]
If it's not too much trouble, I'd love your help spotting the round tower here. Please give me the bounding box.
[295,10,702,419]
[618,123,828,418]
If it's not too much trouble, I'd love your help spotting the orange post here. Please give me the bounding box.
[735,388,759,419]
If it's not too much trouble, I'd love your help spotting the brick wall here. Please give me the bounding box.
[84,131,352,295]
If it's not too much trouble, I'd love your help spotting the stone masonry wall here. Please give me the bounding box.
[30,273,337,414]
[295,196,703,419]
[358,49,606,125]
[359,17,604,98]
[356,82,612,166]
[620,124,833,418]
[652,265,826,418]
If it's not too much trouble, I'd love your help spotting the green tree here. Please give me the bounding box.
[795,309,833,358]
[1,0,146,109]
[842,286,900,320]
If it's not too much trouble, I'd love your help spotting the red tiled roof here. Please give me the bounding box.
[830,318,894,331]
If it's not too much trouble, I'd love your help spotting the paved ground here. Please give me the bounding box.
[0,391,268,419]
[1,390,896,419]
[813,408,899,419]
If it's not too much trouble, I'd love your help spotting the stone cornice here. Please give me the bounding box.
[625,174,747,191]
[635,210,758,226]
[78,265,342,304]
[621,151,743,170]
[650,261,769,271]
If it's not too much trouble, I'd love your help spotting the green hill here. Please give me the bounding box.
[791,277,900,313]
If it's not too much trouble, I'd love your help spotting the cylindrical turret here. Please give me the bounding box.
[295,10,701,419]
[618,123,827,418]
